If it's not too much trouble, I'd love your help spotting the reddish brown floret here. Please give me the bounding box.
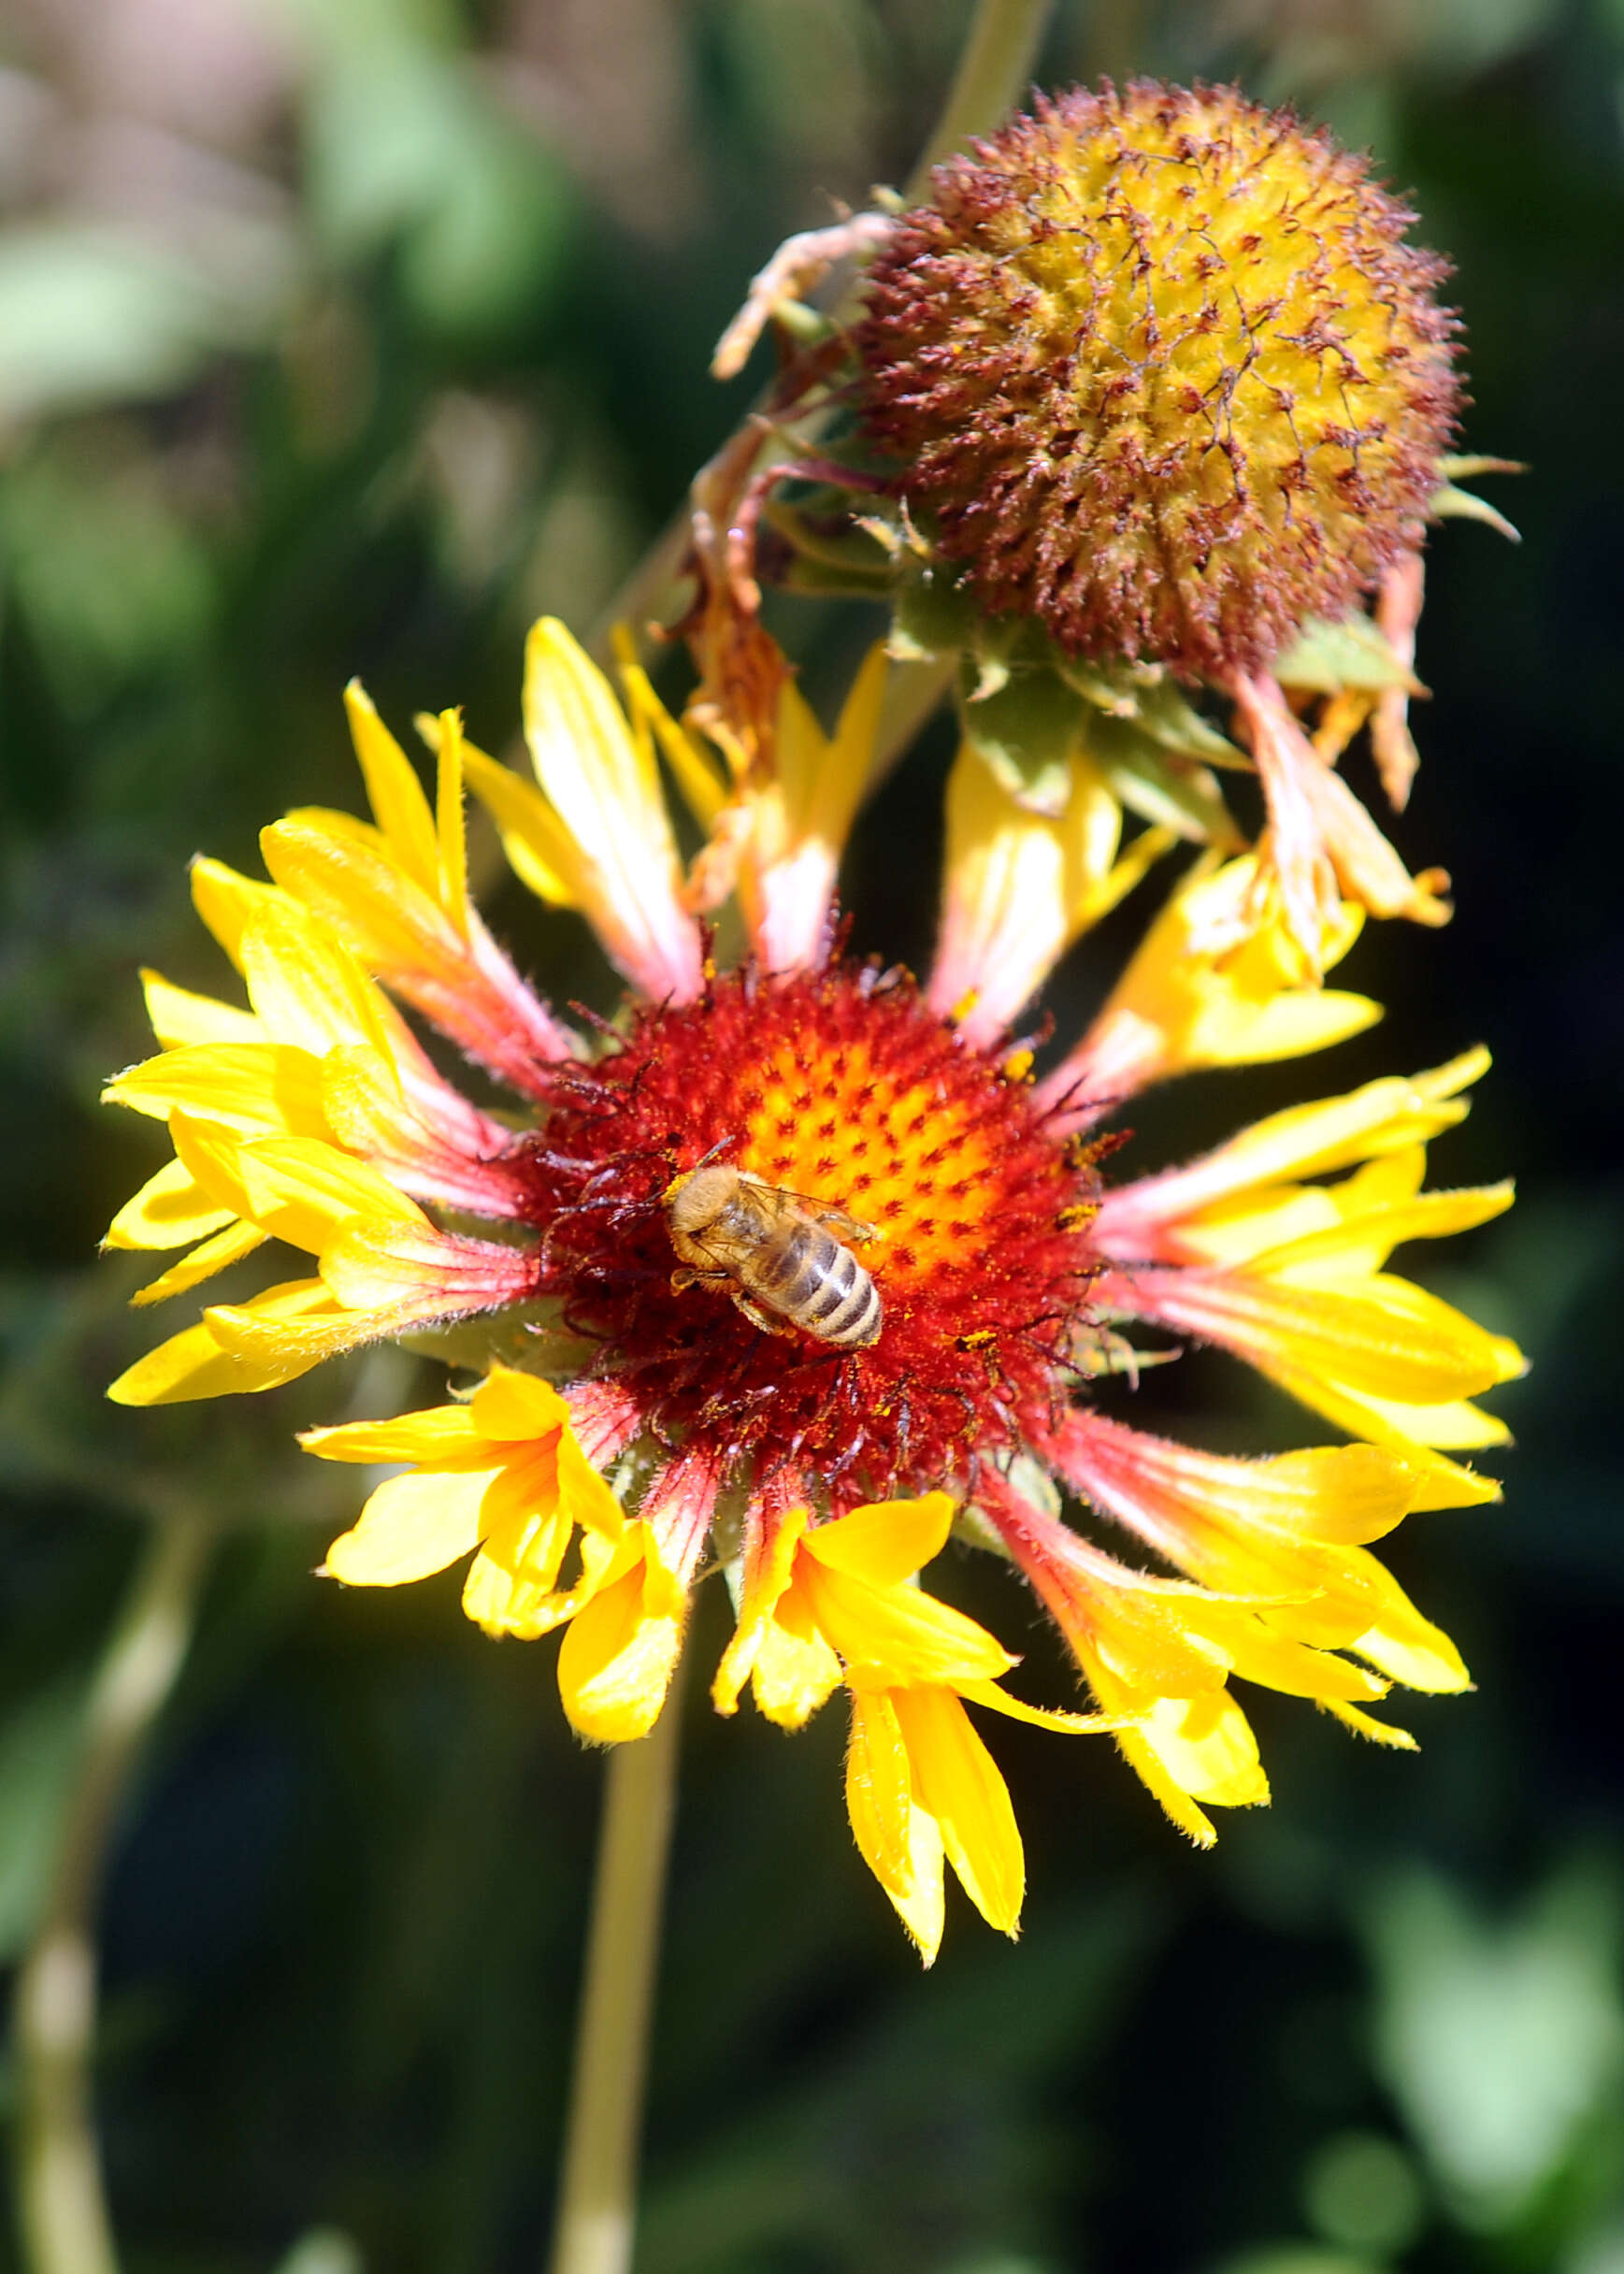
[511,966,1102,1506]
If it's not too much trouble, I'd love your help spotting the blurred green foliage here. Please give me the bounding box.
[1,0,1622,2269]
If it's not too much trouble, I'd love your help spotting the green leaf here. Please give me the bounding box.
[764,498,895,584]
[1274,614,1423,695]
[1055,655,1241,763]
[1130,677,1245,764]
[1055,655,1148,717]
[1083,712,1243,845]
[780,553,895,596]
[888,557,982,663]
[956,661,1087,815]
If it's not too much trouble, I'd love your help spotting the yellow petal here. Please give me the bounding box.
[521,616,699,999]
[712,1504,810,1717]
[319,1218,525,1315]
[1157,1055,1487,1214]
[1402,1454,1503,1508]
[929,743,1129,1045]
[434,707,469,936]
[104,1158,233,1251]
[469,1365,571,1441]
[262,817,464,986]
[140,969,262,1048]
[956,1678,1131,1734]
[612,628,729,830]
[201,1280,393,1373]
[782,639,887,851]
[130,1218,266,1305]
[463,1504,579,1635]
[1258,1182,1516,1283]
[106,1043,329,1140]
[108,1277,350,1403]
[846,1687,951,1961]
[556,1572,684,1745]
[844,1685,913,1891]
[189,857,286,971]
[228,1135,425,1255]
[1102,856,1376,1073]
[1267,1360,1516,1454]
[466,1521,633,1642]
[1164,1271,1518,1406]
[802,1491,956,1586]
[1320,1699,1418,1749]
[797,1559,1014,1688]
[461,747,581,907]
[553,1423,624,1542]
[1339,1550,1471,1691]
[323,1461,501,1586]
[891,1686,1024,1938]
[344,678,440,895]
[237,900,395,1062]
[749,1616,843,1728]
[300,1404,486,1463]
[1128,1688,1270,1823]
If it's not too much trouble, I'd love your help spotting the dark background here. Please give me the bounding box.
[1,2,1620,2270]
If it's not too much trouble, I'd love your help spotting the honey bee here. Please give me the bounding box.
[663,1161,883,1348]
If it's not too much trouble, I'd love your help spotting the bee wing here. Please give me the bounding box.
[783,1190,883,1244]
[816,1204,882,1245]
[734,1170,881,1245]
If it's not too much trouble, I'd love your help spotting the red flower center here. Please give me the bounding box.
[515,965,1102,1504]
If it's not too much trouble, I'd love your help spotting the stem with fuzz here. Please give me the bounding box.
[546,1663,685,2274]
[13,1507,214,2274]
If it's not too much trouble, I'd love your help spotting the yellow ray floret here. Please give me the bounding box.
[712,1494,1116,1961]
[1036,854,1381,1127]
[305,1370,691,1747]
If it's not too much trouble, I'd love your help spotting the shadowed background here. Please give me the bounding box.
[1,2,1620,2270]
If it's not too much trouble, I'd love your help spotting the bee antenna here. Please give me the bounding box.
[687,1132,743,1173]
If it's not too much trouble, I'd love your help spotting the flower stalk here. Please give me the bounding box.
[547,1657,686,2274]
[905,0,1056,193]
[14,1504,214,2274]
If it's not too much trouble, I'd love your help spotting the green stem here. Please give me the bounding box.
[546,1664,685,2274]
[906,0,1056,194]
[13,1507,214,2274]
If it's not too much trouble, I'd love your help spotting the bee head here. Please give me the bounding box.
[663,1161,740,1236]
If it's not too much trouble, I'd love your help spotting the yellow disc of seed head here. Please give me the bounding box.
[857,80,1461,680]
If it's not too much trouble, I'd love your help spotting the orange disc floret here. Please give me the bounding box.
[515,965,1101,1504]
[856,79,1461,679]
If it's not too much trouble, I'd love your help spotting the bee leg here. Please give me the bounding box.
[670,1266,732,1295]
[727,1290,798,1338]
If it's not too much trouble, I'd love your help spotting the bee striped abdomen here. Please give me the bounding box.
[756,1223,882,1347]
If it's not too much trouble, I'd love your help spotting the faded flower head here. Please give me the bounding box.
[857,79,1460,679]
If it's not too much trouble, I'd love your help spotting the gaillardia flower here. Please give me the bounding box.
[104,618,1519,1961]
[856,80,1459,683]
[703,80,1501,980]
